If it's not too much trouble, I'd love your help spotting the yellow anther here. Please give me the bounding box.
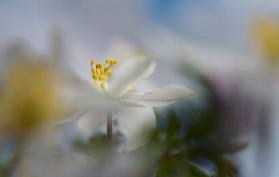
[104,66,110,72]
[96,68,101,73]
[90,58,118,91]
[96,63,103,69]
[90,59,94,66]
[111,60,118,66]
[99,74,105,80]
[106,58,117,65]
[127,87,135,93]
[92,72,98,80]
[106,59,111,64]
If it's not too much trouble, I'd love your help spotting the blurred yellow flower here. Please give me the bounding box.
[254,18,279,63]
[0,62,62,138]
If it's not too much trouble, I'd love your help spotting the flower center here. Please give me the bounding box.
[90,58,118,91]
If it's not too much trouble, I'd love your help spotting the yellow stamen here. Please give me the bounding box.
[127,87,135,93]
[106,58,118,65]
[90,59,94,67]
[90,58,118,91]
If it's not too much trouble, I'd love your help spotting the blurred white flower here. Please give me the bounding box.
[17,127,152,177]
[75,40,196,152]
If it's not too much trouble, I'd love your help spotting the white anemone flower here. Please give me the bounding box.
[74,40,196,152]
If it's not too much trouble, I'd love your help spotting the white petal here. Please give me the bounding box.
[75,109,108,138]
[54,69,122,134]
[107,57,156,97]
[115,106,156,152]
[58,69,117,113]
[120,85,196,107]
[107,38,140,62]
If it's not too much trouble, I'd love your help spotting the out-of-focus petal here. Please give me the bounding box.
[18,129,94,177]
[106,38,141,62]
[19,128,152,177]
[107,57,156,97]
[120,85,196,107]
[115,106,156,152]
